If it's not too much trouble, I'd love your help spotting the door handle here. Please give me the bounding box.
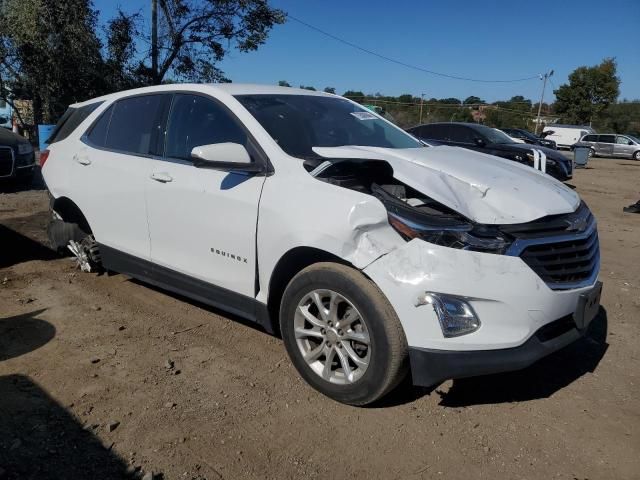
[73,154,91,166]
[150,172,173,183]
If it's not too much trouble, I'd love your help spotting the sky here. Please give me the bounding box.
[93,0,639,102]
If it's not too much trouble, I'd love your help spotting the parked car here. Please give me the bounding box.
[41,84,601,405]
[574,133,640,160]
[0,126,36,183]
[542,124,595,149]
[406,122,573,181]
[497,128,525,143]
[500,128,557,149]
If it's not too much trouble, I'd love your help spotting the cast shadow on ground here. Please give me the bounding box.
[0,374,133,480]
[0,223,57,269]
[376,307,608,408]
[0,309,55,362]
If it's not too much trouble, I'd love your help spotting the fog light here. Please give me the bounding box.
[417,293,480,338]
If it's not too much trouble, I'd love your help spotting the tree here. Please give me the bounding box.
[343,90,365,100]
[1,0,107,123]
[104,10,143,91]
[144,0,286,84]
[323,87,335,94]
[554,58,620,125]
[299,85,316,91]
[278,80,291,87]
[463,96,485,105]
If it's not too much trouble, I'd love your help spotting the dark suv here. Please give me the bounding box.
[407,122,572,181]
[0,127,36,184]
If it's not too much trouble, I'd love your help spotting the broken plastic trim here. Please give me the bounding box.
[373,184,510,254]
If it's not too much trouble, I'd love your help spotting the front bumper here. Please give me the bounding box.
[409,312,586,386]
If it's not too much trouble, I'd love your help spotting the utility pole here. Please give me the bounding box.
[151,0,158,84]
[535,69,553,134]
[419,93,425,124]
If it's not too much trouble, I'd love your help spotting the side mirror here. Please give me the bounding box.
[190,143,261,172]
[474,137,486,147]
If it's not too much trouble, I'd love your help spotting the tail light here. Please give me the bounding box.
[40,149,50,167]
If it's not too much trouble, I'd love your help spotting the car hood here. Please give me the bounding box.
[312,145,580,225]
[491,142,565,160]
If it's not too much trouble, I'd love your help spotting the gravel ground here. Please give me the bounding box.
[0,157,639,480]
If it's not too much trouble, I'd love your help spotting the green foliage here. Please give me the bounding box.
[278,80,291,87]
[343,90,365,99]
[593,100,640,135]
[554,58,620,125]
[1,0,106,122]
[299,85,316,91]
[323,87,335,94]
[464,95,484,105]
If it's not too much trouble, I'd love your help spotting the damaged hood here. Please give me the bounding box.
[312,145,580,224]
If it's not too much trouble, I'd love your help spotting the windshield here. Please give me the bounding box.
[472,124,516,144]
[235,94,422,158]
[627,135,640,144]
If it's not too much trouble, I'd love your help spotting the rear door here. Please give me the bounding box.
[596,135,615,157]
[146,93,266,297]
[76,94,165,259]
[614,135,635,157]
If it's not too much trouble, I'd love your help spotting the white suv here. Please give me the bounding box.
[41,84,602,405]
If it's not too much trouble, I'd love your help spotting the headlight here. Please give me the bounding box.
[18,143,33,155]
[388,213,509,254]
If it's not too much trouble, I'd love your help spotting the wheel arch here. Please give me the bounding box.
[266,246,352,335]
[51,196,92,234]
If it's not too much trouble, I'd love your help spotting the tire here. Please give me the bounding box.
[633,151,640,161]
[588,148,595,158]
[280,262,408,406]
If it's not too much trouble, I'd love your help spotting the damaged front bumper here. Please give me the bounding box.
[363,239,601,387]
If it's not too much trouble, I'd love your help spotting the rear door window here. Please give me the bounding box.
[104,95,164,155]
[599,135,616,144]
[583,134,597,142]
[47,101,103,144]
[165,94,247,161]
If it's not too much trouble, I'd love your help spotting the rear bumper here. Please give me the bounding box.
[409,314,585,387]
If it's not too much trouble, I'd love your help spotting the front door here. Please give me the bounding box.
[614,136,635,157]
[146,93,266,297]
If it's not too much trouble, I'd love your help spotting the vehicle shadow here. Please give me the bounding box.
[0,374,131,479]
[0,223,57,269]
[437,307,608,407]
[0,309,55,362]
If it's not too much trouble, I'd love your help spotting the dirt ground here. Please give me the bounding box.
[1,157,639,480]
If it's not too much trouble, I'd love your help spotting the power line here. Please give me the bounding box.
[288,15,541,84]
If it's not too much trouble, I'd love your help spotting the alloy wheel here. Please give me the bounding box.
[294,289,371,385]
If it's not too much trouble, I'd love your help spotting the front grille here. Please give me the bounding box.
[0,146,14,177]
[504,202,600,290]
[520,228,599,289]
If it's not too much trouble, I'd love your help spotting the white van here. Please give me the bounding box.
[543,125,595,149]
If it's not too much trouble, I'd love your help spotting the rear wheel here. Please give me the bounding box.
[280,262,408,405]
[633,150,640,161]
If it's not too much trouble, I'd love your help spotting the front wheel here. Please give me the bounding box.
[280,262,408,405]
[633,150,640,161]
[588,148,595,158]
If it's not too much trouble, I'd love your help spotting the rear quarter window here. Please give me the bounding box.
[47,101,103,144]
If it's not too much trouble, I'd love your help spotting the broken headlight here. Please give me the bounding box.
[372,184,509,254]
[388,213,509,254]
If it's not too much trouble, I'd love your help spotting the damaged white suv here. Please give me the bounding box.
[42,84,602,405]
